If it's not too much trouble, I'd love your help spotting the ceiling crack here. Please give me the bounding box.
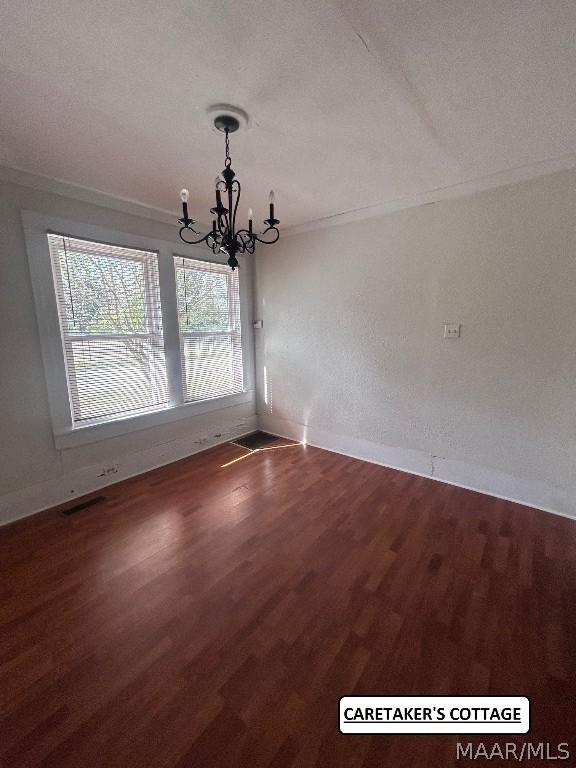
[355,30,374,58]
[329,2,445,151]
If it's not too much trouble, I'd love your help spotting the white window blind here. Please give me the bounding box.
[47,234,168,424]
[175,256,243,402]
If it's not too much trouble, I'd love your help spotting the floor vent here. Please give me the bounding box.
[231,431,280,450]
[60,495,106,517]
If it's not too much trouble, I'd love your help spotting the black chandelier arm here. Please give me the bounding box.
[252,226,280,245]
[235,228,252,244]
[235,230,255,254]
[214,177,240,240]
[179,226,218,247]
[178,218,198,234]
[212,179,230,234]
[216,211,229,236]
[223,178,240,241]
[231,179,241,227]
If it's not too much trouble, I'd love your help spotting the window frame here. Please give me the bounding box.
[23,211,254,449]
[48,234,169,425]
[174,256,244,404]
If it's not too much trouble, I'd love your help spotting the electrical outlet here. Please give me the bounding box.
[443,323,461,339]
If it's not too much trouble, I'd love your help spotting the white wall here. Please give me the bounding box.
[3,166,576,525]
[0,177,257,524]
[255,168,576,519]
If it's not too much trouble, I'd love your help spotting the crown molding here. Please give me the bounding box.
[0,165,181,226]
[4,151,576,239]
[283,151,576,237]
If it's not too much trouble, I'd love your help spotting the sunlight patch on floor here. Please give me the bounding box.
[220,441,302,468]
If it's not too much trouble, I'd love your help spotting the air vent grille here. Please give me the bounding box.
[231,432,280,450]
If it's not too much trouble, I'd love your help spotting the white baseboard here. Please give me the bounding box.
[4,411,574,527]
[259,414,576,522]
[0,416,257,527]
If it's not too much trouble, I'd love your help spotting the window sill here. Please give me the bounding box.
[53,390,254,450]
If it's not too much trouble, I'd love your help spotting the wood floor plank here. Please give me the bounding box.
[1,440,575,767]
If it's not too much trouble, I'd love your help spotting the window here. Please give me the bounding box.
[23,213,252,447]
[47,234,169,424]
[175,256,243,401]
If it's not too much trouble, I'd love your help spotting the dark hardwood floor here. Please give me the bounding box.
[1,440,575,767]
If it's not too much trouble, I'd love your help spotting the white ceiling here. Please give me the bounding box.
[2,0,576,229]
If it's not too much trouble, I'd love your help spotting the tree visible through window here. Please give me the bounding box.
[48,235,168,423]
[175,257,243,402]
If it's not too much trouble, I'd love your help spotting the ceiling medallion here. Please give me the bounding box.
[177,107,280,270]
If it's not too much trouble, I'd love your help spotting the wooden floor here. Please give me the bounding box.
[1,440,575,767]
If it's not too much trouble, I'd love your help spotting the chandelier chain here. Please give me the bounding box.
[225,128,231,168]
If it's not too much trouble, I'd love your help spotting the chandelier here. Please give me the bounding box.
[177,111,280,270]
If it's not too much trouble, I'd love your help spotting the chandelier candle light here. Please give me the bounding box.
[178,111,280,270]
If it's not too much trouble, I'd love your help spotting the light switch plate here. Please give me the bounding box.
[443,322,461,339]
[253,319,263,329]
